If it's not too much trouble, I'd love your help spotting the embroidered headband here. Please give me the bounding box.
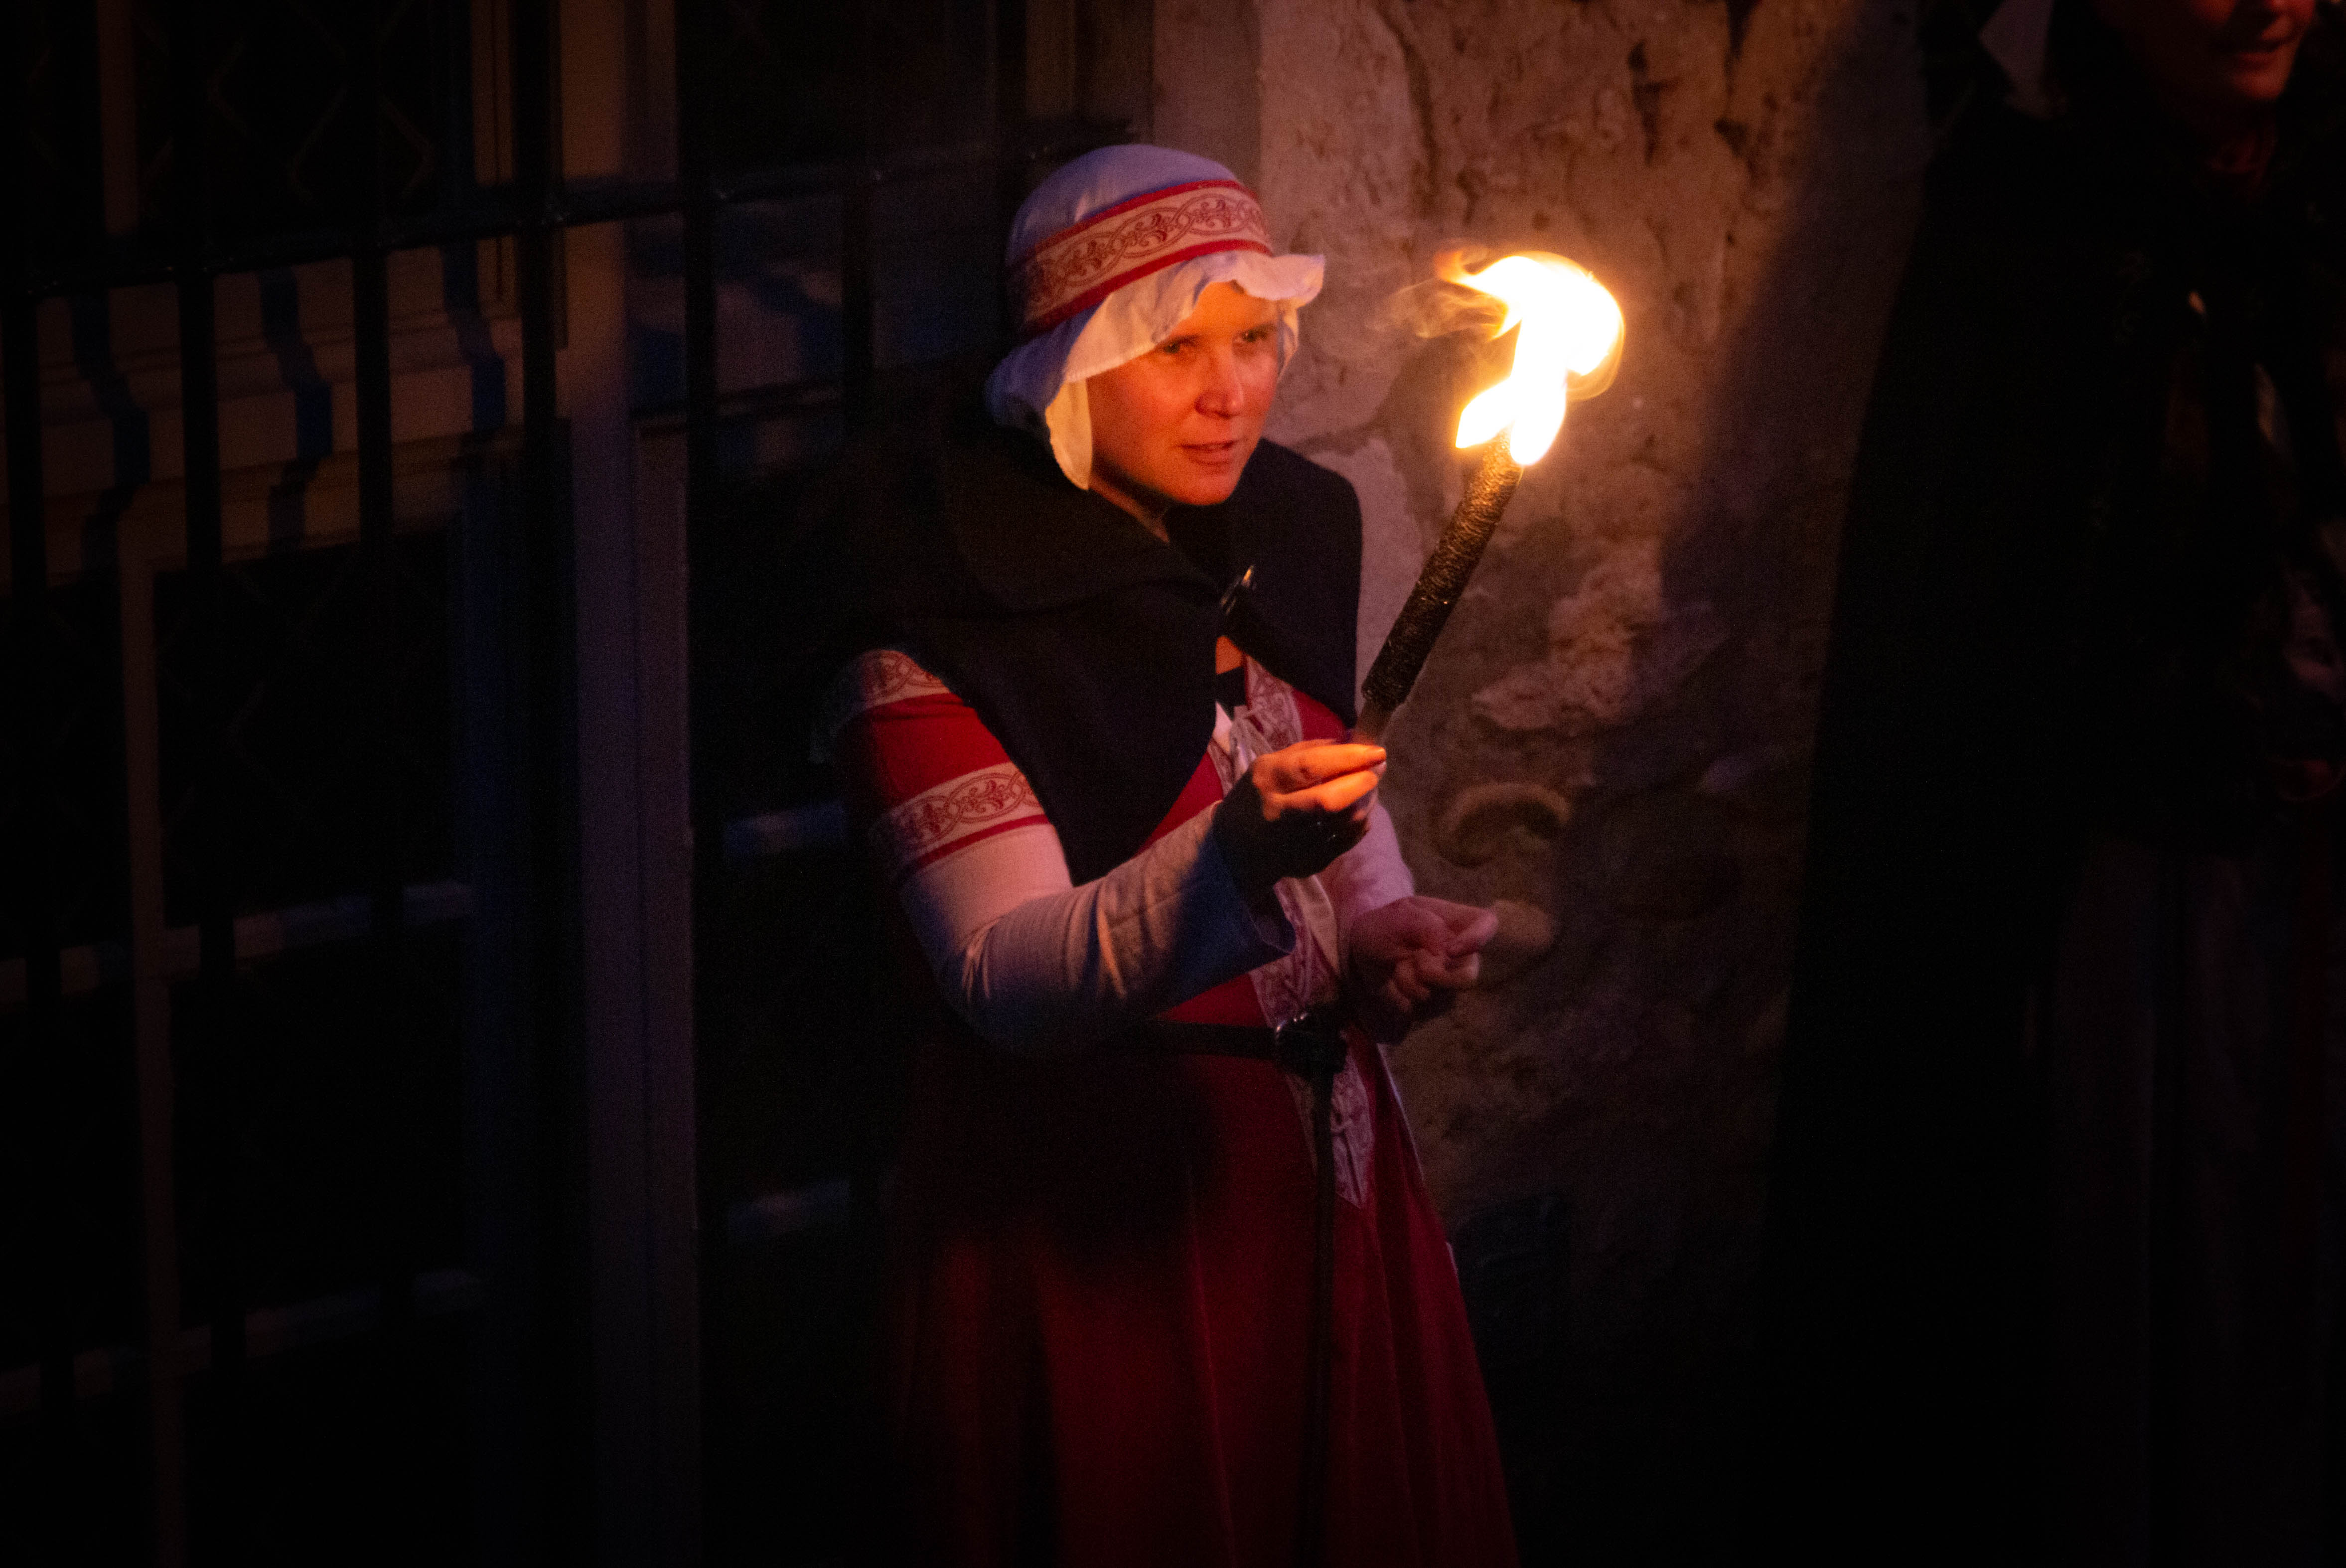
[1009,179,1273,341]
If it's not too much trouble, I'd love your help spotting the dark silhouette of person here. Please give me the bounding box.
[1757,0,2346,1561]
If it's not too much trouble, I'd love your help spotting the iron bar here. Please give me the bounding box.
[677,0,723,1132]
[677,0,720,563]
[0,880,476,1008]
[352,0,404,951]
[673,31,733,1546]
[118,525,189,1568]
[349,1,423,1552]
[994,0,1030,342]
[509,1,590,1558]
[0,1270,486,1418]
[4,9,72,1555]
[841,174,878,429]
[839,0,883,427]
[10,143,1020,300]
[165,0,242,1562]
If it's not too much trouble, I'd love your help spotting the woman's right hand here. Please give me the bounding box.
[1212,739,1387,897]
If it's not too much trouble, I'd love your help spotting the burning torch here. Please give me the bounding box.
[1354,251,1625,741]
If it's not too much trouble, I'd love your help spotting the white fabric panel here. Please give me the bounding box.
[899,820,1079,966]
[907,808,1293,1052]
[1322,806,1416,948]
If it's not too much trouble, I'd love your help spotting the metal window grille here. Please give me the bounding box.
[1,1,1147,1561]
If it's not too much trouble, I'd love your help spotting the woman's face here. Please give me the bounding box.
[2092,0,2315,130]
[1085,283,1283,523]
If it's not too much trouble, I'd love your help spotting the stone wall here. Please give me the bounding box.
[1160,0,1931,1551]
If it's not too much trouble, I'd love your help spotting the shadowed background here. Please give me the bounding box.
[0,1,1935,1562]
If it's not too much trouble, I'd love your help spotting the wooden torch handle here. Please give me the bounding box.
[1354,437,1523,741]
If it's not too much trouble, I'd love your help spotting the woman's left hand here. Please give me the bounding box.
[1346,896,1500,1041]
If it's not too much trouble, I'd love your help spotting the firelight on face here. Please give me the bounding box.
[1084,283,1285,521]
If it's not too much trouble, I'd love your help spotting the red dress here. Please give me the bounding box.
[831,650,1518,1568]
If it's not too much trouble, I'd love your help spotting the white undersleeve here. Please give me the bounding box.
[1321,805,1415,953]
[900,792,1417,1054]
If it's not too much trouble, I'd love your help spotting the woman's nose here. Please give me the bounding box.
[1196,348,1247,417]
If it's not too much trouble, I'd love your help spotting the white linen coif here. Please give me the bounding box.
[984,145,1324,490]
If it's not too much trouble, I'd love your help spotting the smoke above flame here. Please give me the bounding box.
[1435,247,1623,465]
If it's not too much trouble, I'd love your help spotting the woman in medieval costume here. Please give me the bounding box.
[1757,0,2346,1561]
[814,145,1519,1565]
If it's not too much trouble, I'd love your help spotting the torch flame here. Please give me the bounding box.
[1440,250,1623,465]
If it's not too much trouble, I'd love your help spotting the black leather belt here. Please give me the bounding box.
[1122,1018,1282,1059]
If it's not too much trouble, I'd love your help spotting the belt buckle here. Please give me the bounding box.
[1274,1004,1348,1080]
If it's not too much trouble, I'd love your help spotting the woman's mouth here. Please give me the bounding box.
[2216,11,2302,60]
[2226,31,2294,57]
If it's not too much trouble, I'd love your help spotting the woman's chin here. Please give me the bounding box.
[2220,52,2299,103]
[1174,475,1246,508]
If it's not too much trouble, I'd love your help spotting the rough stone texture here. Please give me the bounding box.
[1167,0,1930,1549]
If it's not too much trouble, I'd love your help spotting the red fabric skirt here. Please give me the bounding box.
[881,1030,1519,1566]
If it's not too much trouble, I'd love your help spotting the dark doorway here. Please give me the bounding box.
[1,2,1149,1563]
